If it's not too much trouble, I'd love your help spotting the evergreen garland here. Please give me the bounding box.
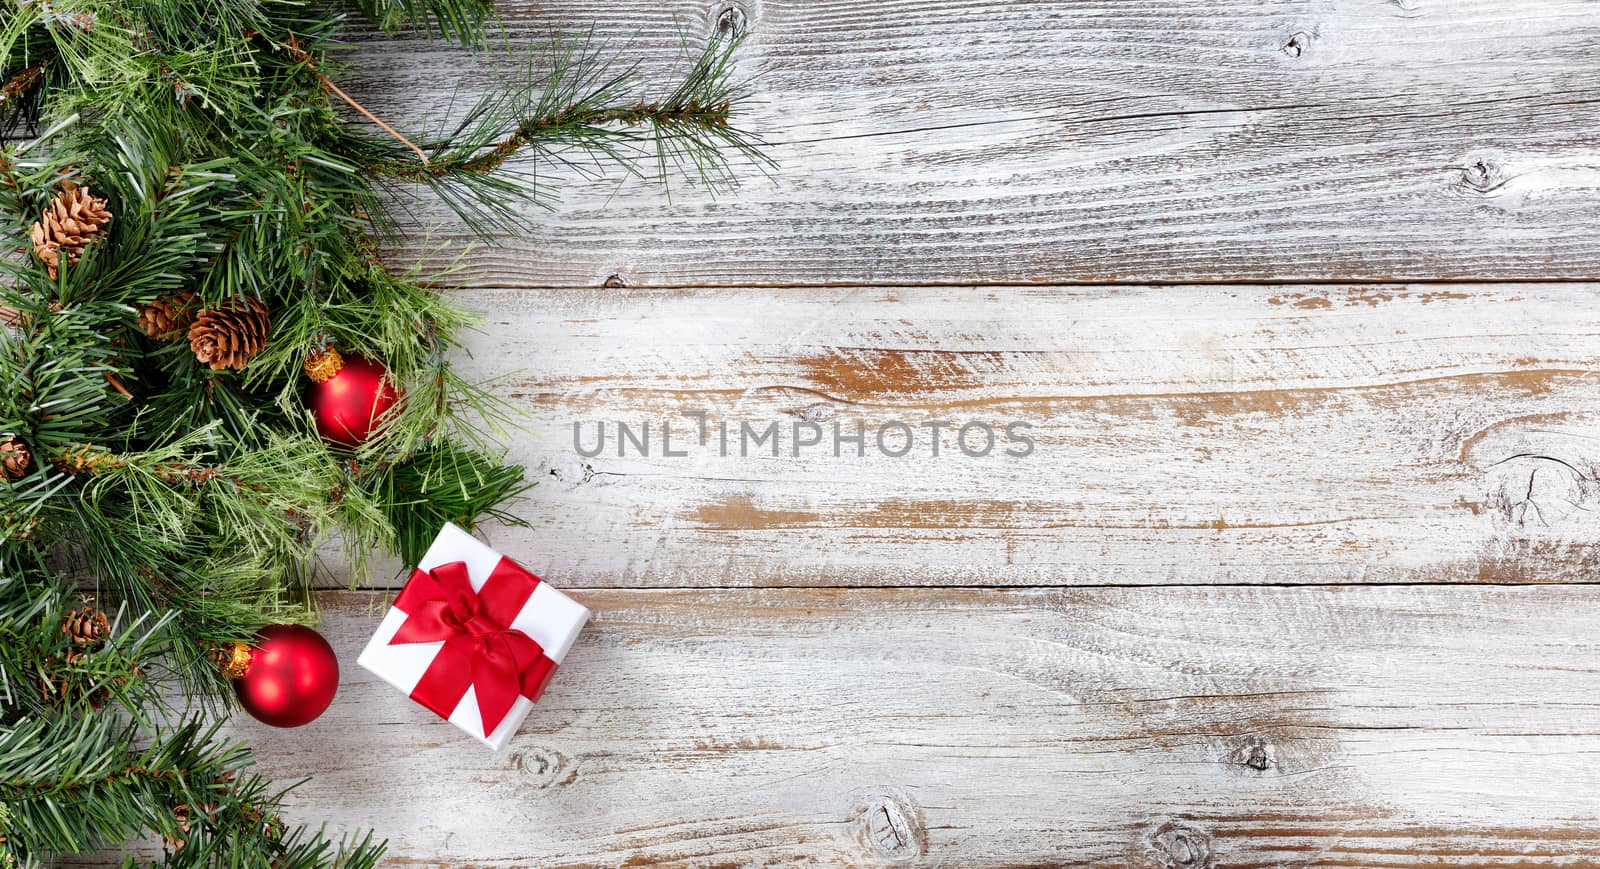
[0,0,764,864]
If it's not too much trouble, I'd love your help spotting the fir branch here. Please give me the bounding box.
[0,715,385,866]
[348,0,496,47]
[380,442,531,565]
[0,0,767,863]
[277,33,431,166]
[349,31,773,235]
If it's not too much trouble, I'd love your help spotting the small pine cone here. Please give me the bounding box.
[189,297,269,371]
[0,436,29,480]
[29,181,111,279]
[137,292,196,341]
[244,805,286,838]
[62,606,110,648]
[303,345,344,383]
[164,803,191,849]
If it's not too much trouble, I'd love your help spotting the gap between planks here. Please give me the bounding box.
[320,579,1600,592]
[419,277,1600,291]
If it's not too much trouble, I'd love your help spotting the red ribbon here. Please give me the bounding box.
[388,559,558,735]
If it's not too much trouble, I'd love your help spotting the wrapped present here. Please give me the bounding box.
[358,523,589,750]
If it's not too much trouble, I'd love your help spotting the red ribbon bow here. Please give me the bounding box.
[388,559,557,735]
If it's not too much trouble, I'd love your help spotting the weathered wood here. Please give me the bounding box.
[330,282,1600,589]
[55,4,1600,865]
[93,586,1600,867]
[342,0,1600,287]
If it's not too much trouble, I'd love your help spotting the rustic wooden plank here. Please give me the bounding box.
[335,283,1600,589]
[101,586,1600,867]
[341,0,1600,286]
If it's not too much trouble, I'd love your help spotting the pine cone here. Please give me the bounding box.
[164,804,191,849]
[303,344,344,383]
[137,292,196,342]
[29,181,112,279]
[0,435,29,480]
[62,606,110,647]
[165,803,214,850]
[188,297,270,370]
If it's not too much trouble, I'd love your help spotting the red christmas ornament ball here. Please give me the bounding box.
[233,624,340,728]
[307,354,400,446]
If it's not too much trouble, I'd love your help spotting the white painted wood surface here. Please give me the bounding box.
[173,588,1600,866]
[426,283,1599,589]
[343,0,1600,286]
[82,1,1600,865]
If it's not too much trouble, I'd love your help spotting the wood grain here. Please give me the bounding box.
[154,586,1600,867]
[341,0,1600,287]
[342,282,1600,589]
[58,4,1600,865]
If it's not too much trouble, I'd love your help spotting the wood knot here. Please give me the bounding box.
[1485,453,1597,530]
[543,457,601,487]
[1232,735,1276,772]
[715,4,749,37]
[508,747,573,789]
[1135,821,1212,869]
[850,789,925,863]
[1280,31,1315,58]
[602,273,628,288]
[1455,155,1508,197]
[796,401,834,423]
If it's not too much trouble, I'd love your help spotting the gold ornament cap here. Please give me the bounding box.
[216,640,253,679]
[303,345,344,383]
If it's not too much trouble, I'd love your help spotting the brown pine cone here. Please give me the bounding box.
[30,180,112,279]
[164,803,191,849]
[137,292,196,341]
[0,436,29,480]
[165,802,212,850]
[62,605,110,647]
[188,296,270,370]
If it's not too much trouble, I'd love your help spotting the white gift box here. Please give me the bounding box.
[357,523,589,750]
